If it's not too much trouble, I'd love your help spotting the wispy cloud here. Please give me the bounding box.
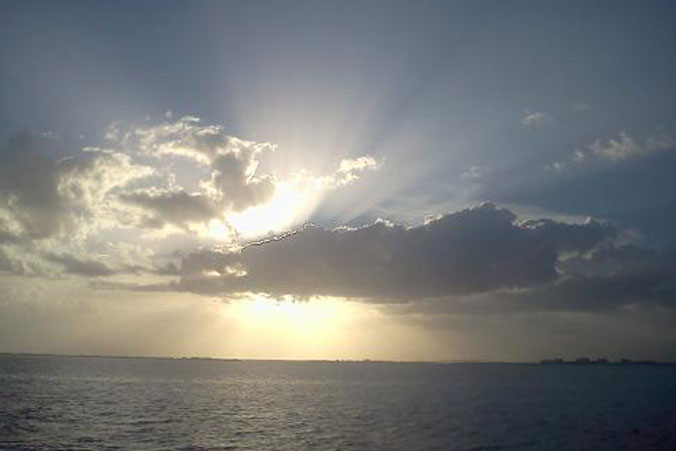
[545,129,676,172]
[521,110,554,129]
[590,130,675,162]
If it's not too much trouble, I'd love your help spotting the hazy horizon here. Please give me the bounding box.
[4,351,674,365]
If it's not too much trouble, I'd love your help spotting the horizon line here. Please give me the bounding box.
[1,351,674,365]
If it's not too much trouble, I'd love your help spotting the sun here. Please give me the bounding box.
[222,294,361,356]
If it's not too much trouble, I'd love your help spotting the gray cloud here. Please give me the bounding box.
[205,152,275,212]
[0,247,12,272]
[45,253,114,277]
[0,134,152,242]
[456,272,675,314]
[157,203,616,300]
[378,244,676,316]
[0,133,156,278]
[524,272,676,311]
[0,226,21,245]
[119,189,217,229]
[0,134,66,240]
[544,244,676,310]
[561,244,676,278]
[126,204,675,315]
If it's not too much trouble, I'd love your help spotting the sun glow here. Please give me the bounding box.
[207,219,233,241]
[225,295,359,353]
[231,295,347,329]
[227,181,318,238]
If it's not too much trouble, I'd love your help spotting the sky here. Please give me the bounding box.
[1,0,675,362]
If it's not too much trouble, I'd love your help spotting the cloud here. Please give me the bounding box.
[0,226,21,245]
[399,272,676,316]
[0,242,58,276]
[133,116,271,164]
[331,156,380,186]
[553,245,676,310]
[0,134,69,240]
[119,189,217,229]
[512,245,675,311]
[589,130,675,162]
[499,271,676,313]
[0,134,152,242]
[202,152,276,212]
[0,118,381,281]
[42,250,158,278]
[45,253,114,277]
[378,243,676,316]
[0,132,175,277]
[460,165,484,180]
[128,116,278,215]
[115,203,675,314]
[543,129,676,173]
[0,247,12,272]
[521,110,553,128]
[114,117,378,232]
[589,132,641,161]
[152,203,616,300]
[493,245,676,312]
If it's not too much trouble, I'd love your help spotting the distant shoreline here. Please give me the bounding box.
[539,357,673,366]
[1,352,674,365]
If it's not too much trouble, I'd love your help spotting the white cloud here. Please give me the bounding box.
[521,110,553,128]
[322,156,380,188]
[338,156,379,173]
[572,150,585,164]
[133,116,276,166]
[589,130,675,162]
[544,129,676,172]
[589,131,641,161]
[544,161,567,173]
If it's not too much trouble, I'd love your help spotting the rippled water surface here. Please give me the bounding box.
[1,355,675,450]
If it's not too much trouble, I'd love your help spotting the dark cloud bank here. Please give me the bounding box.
[146,203,676,312]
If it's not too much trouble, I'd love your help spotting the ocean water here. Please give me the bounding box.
[0,355,675,450]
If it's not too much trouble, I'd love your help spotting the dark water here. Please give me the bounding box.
[1,355,675,450]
